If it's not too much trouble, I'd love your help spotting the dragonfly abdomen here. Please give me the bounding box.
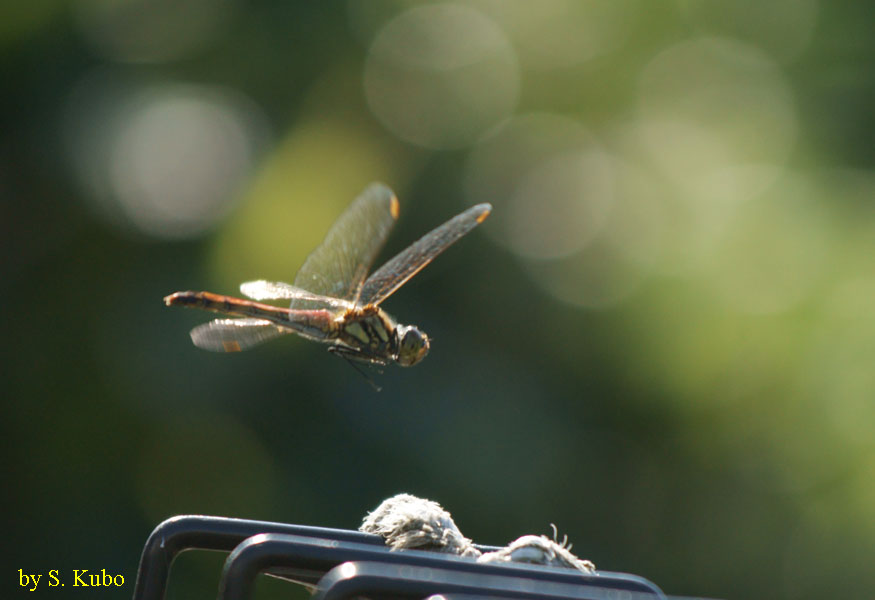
[164,291,289,319]
[165,291,340,341]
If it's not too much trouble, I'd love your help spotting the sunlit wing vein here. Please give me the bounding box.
[240,280,353,309]
[292,183,399,308]
[358,203,492,306]
[190,318,286,352]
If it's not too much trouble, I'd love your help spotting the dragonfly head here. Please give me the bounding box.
[395,324,430,367]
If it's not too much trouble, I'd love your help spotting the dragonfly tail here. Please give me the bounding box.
[164,291,292,325]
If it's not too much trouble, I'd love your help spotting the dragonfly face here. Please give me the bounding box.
[164,183,490,380]
[395,324,430,366]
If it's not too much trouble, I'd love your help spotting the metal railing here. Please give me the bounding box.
[132,514,719,600]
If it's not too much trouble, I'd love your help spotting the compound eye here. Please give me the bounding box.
[397,326,430,366]
[402,327,423,347]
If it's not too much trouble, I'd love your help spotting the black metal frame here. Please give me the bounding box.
[133,514,668,600]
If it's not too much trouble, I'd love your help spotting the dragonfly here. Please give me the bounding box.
[164,183,491,372]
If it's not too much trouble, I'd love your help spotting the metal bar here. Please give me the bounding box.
[217,533,664,600]
[131,515,381,600]
[426,595,517,600]
[313,560,666,600]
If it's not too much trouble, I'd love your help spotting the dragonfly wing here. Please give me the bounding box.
[240,280,353,309]
[358,203,492,306]
[189,318,285,352]
[292,183,399,308]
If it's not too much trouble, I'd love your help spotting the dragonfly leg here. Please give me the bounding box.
[328,345,386,391]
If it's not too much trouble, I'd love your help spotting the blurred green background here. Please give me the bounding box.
[4,1,875,599]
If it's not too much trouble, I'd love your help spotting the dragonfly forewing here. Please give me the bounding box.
[358,202,492,306]
[292,183,399,308]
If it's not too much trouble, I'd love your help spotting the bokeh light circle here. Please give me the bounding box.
[506,151,615,259]
[636,37,797,204]
[524,242,646,309]
[465,113,615,260]
[63,72,267,239]
[363,3,519,149]
[703,173,829,315]
[677,0,818,63]
[596,157,669,270]
[472,0,637,68]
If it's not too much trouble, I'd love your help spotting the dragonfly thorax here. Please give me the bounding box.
[336,305,429,367]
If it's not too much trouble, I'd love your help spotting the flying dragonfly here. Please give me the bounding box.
[164,183,491,372]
